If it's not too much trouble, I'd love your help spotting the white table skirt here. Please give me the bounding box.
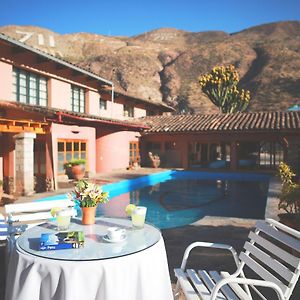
[5,238,173,300]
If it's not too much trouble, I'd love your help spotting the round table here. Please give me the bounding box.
[5,217,173,300]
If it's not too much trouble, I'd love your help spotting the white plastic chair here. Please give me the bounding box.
[174,218,300,300]
[5,199,76,253]
[0,213,8,242]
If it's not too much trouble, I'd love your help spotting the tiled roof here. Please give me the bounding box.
[140,111,300,133]
[0,33,113,86]
[0,101,149,130]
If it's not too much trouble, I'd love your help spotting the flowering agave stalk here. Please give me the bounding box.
[199,65,250,113]
[70,180,109,207]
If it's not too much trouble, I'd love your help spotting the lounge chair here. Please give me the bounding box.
[0,213,7,241]
[174,218,300,300]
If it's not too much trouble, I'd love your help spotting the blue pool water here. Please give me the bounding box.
[37,170,270,229]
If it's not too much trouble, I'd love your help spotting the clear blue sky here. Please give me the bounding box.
[0,0,299,36]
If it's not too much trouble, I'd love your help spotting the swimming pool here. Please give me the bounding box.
[37,170,270,229]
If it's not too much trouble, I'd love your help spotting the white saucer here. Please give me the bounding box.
[103,234,126,243]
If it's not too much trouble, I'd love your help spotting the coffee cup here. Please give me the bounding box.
[107,227,126,241]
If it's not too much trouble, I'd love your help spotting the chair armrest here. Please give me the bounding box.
[211,276,285,300]
[180,242,240,270]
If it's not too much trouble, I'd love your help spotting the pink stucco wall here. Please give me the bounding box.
[96,129,140,173]
[134,107,146,118]
[99,98,113,119]
[87,90,100,115]
[112,101,125,119]
[0,61,13,101]
[49,78,71,111]
[51,123,96,175]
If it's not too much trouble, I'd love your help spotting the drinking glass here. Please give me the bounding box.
[56,208,73,231]
[131,206,147,229]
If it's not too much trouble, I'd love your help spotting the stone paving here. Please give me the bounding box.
[1,168,300,299]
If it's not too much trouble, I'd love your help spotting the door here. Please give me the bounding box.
[129,141,140,166]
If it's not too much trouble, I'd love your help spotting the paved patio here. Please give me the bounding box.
[1,168,300,299]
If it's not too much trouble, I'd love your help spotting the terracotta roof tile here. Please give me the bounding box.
[140,111,300,133]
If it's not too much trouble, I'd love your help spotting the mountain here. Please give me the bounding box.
[1,21,300,113]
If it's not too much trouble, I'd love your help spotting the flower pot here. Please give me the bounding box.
[81,207,97,225]
[71,165,85,180]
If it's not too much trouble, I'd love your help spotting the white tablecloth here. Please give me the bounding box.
[5,237,173,300]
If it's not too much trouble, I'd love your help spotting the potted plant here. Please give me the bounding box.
[277,162,300,229]
[69,159,86,180]
[70,180,109,224]
[64,162,74,179]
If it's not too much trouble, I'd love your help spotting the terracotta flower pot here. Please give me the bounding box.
[71,165,85,180]
[81,206,97,225]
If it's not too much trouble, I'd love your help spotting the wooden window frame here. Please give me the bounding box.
[57,139,88,174]
[123,104,134,117]
[71,86,86,113]
[13,67,48,106]
[129,141,140,165]
[99,98,107,110]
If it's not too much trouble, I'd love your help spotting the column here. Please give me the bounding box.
[3,134,15,194]
[181,139,189,169]
[45,134,54,191]
[230,141,238,170]
[14,132,36,196]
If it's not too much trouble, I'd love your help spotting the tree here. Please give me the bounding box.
[199,65,250,113]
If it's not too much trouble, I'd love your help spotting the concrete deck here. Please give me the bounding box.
[1,168,300,299]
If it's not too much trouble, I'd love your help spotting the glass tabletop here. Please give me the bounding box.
[17,217,161,261]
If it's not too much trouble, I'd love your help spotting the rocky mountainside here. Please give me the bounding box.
[1,21,300,113]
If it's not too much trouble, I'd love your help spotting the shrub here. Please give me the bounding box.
[278,162,300,215]
[64,159,86,169]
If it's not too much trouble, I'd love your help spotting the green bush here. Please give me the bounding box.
[278,162,300,215]
[64,159,86,169]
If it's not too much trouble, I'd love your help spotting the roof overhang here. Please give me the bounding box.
[0,33,113,88]
[0,100,149,131]
[0,117,48,134]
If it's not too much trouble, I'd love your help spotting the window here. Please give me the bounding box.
[259,141,283,168]
[123,104,134,117]
[165,141,176,150]
[13,68,47,106]
[57,140,87,174]
[71,86,85,113]
[129,141,140,165]
[146,142,160,151]
[99,99,107,110]
[146,110,155,116]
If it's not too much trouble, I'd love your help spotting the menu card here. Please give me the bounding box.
[39,231,84,251]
